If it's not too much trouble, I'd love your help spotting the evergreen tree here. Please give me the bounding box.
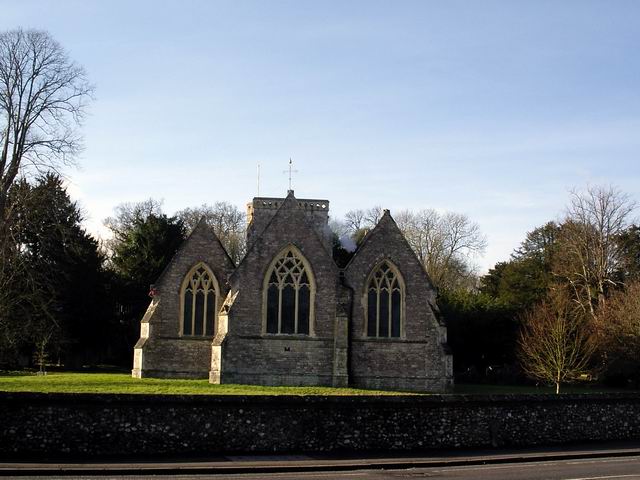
[481,222,559,309]
[107,211,186,363]
[1,174,107,368]
[443,222,561,382]
[110,213,185,288]
[617,225,640,282]
[439,289,520,381]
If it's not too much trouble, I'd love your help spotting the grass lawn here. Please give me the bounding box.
[0,371,632,396]
[0,371,413,395]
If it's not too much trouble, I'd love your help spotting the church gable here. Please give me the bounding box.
[132,220,235,379]
[155,221,234,336]
[348,211,436,299]
[343,210,452,391]
[227,191,338,338]
[345,210,439,338]
[134,193,452,392]
[155,220,234,297]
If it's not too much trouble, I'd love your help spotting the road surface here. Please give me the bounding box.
[3,454,640,479]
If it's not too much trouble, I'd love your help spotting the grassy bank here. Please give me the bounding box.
[0,371,412,395]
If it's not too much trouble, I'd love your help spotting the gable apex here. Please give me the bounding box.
[153,218,235,289]
[348,207,396,258]
[246,192,331,250]
[345,208,437,294]
[281,190,298,208]
[192,216,211,234]
[233,194,336,282]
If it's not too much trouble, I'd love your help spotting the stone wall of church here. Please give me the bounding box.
[4,392,640,456]
[215,196,341,386]
[133,224,235,379]
[245,197,283,249]
[349,340,449,391]
[217,337,336,386]
[344,212,452,392]
[134,338,213,378]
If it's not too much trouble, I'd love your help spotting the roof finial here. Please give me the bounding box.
[283,157,298,193]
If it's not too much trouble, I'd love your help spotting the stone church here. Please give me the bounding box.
[132,191,453,392]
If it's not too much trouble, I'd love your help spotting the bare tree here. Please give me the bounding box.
[32,322,56,374]
[363,205,384,227]
[104,198,164,243]
[555,185,636,318]
[340,206,485,290]
[396,209,486,290]
[343,206,385,235]
[518,289,595,394]
[0,29,93,237]
[176,202,246,265]
[594,281,640,385]
[344,209,366,233]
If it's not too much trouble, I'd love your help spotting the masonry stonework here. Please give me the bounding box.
[3,392,640,457]
[344,213,451,392]
[133,191,452,391]
[132,222,235,378]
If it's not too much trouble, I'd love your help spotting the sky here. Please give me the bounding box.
[3,1,640,272]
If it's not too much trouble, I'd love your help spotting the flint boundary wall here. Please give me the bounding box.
[1,392,640,457]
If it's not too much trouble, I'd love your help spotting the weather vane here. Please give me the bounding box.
[283,158,298,191]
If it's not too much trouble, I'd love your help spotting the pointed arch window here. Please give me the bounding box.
[181,263,219,337]
[264,247,314,335]
[366,261,404,338]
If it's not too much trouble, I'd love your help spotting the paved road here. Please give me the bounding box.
[4,455,640,479]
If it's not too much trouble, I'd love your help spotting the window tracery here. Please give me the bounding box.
[366,261,404,338]
[264,247,314,334]
[181,263,218,336]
